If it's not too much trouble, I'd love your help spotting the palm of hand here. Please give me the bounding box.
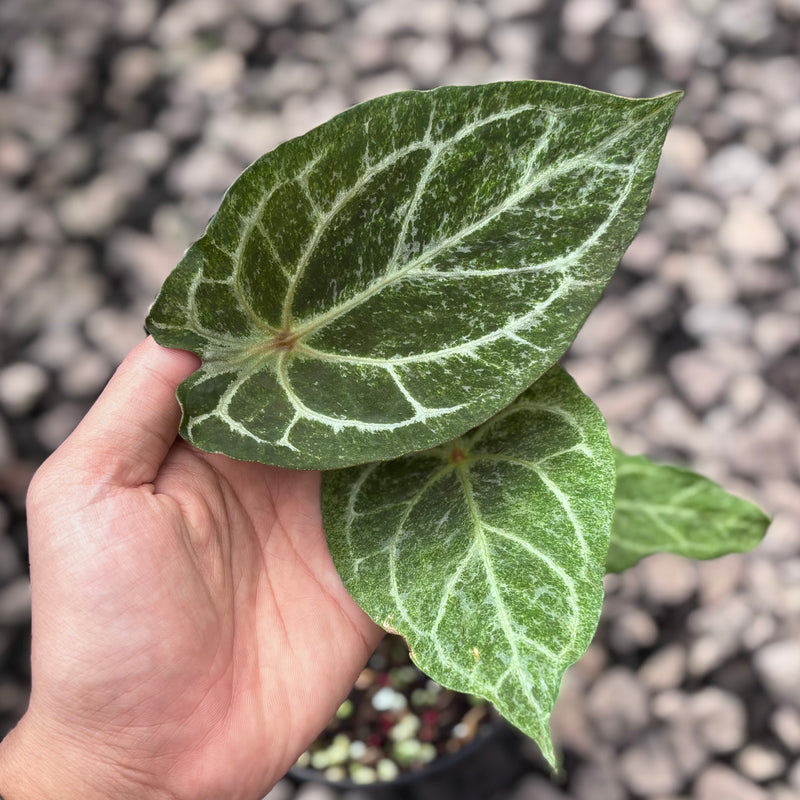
[21,341,382,800]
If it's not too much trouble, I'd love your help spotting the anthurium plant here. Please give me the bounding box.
[146,81,770,767]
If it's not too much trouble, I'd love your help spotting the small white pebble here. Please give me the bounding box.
[371,686,406,712]
[349,764,377,785]
[734,744,786,782]
[323,766,347,783]
[389,713,420,742]
[349,740,366,759]
[419,743,437,763]
[0,362,48,415]
[376,758,400,782]
[772,707,800,752]
[452,722,469,739]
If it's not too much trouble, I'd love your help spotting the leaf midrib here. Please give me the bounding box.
[614,497,736,518]
[454,462,535,708]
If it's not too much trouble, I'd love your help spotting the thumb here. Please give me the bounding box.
[58,337,200,487]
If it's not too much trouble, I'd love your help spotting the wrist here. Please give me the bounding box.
[0,713,175,800]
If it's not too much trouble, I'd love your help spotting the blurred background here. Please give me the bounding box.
[1,0,799,798]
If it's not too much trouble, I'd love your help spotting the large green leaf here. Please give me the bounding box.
[607,450,770,572]
[322,367,615,766]
[146,82,680,469]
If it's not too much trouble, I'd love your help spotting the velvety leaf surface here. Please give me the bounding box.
[322,367,615,765]
[147,81,680,468]
[607,450,770,572]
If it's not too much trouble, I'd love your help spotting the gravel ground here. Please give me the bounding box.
[1,0,800,798]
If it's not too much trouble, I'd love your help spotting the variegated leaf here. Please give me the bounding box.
[608,450,770,572]
[322,367,615,765]
[147,82,680,468]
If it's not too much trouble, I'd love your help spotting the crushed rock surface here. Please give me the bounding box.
[1,1,799,798]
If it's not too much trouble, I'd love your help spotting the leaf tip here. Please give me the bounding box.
[663,88,685,103]
[644,88,683,120]
[537,732,560,773]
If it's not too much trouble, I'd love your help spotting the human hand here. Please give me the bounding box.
[0,337,383,800]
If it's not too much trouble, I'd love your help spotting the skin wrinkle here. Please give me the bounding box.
[154,458,230,585]
[262,477,378,740]
[179,456,279,759]
[280,510,371,653]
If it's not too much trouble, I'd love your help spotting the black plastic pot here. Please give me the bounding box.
[289,727,535,800]
[289,635,538,797]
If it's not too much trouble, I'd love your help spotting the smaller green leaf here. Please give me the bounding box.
[607,450,770,572]
[323,367,615,767]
